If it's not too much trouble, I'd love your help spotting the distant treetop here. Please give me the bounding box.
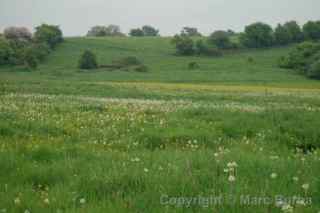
[87,25,125,37]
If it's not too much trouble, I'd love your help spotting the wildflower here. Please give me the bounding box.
[281,204,293,213]
[223,168,229,173]
[302,183,309,191]
[43,198,50,205]
[227,162,238,168]
[270,173,278,179]
[228,175,236,182]
[79,198,86,204]
[14,197,21,205]
[24,210,31,213]
[144,168,149,173]
[292,177,299,182]
[296,199,306,206]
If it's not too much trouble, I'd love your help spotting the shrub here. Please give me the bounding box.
[188,62,200,70]
[208,31,233,49]
[0,38,14,65]
[285,42,320,69]
[78,50,98,69]
[240,22,274,48]
[171,35,195,55]
[278,41,320,79]
[30,43,51,61]
[134,65,148,72]
[24,48,38,70]
[195,40,222,57]
[113,56,142,67]
[303,21,320,40]
[34,24,63,49]
[4,27,32,41]
[247,57,254,63]
[307,60,320,79]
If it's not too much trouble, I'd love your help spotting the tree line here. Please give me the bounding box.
[171,20,320,56]
[0,24,63,69]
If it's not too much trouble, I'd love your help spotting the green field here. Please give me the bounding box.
[0,37,320,213]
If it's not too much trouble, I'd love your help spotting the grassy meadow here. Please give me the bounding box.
[0,37,320,212]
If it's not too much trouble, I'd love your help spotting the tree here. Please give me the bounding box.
[24,48,38,70]
[87,25,125,37]
[308,59,320,79]
[208,30,232,49]
[129,28,144,37]
[34,24,63,49]
[4,27,32,41]
[0,38,14,65]
[87,26,108,37]
[171,35,195,55]
[181,27,201,37]
[105,25,124,36]
[303,21,320,40]
[142,25,159,36]
[283,21,303,42]
[274,24,291,45]
[240,22,274,48]
[78,50,98,69]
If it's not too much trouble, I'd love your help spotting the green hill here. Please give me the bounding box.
[1,37,318,83]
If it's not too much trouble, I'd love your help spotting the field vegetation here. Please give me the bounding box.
[0,20,320,212]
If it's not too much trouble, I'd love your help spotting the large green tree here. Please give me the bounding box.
[240,22,274,48]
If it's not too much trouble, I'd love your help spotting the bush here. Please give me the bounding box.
[30,43,51,61]
[247,57,254,63]
[171,35,195,55]
[78,50,98,69]
[24,48,38,70]
[188,62,200,70]
[0,38,14,65]
[4,27,32,41]
[113,56,142,66]
[208,31,233,49]
[195,40,222,57]
[278,41,320,79]
[34,24,63,49]
[303,21,320,40]
[307,60,320,79]
[240,22,274,48]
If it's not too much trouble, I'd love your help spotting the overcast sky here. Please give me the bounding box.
[1,0,320,36]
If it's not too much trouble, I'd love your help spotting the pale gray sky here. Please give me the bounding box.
[1,0,319,36]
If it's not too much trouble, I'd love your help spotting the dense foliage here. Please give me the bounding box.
[0,24,63,69]
[208,30,234,49]
[34,24,63,49]
[278,41,320,79]
[78,50,98,70]
[240,22,274,48]
[181,27,202,37]
[87,25,125,37]
[129,26,159,37]
[171,35,195,55]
